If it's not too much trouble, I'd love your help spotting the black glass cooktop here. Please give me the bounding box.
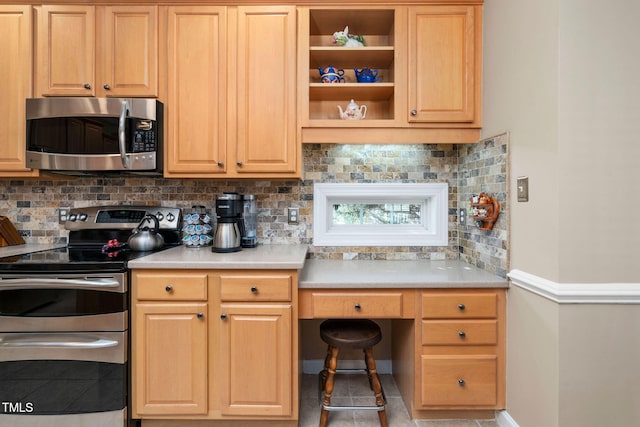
[0,245,177,273]
[0,229,181,273]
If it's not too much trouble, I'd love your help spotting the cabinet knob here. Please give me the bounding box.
[354,303,361,311]
[458,379,465,387]
[103,84,111,90]
[83,83,91,90]
[458,303,465,311]
[217,161,224,167]
[165,285,173,293]
[458,331,466,338]
[197,312,204,319]
[236,161,243,167]
[251,286,258,293]
[220,313,228,320]
[410,109,417,116]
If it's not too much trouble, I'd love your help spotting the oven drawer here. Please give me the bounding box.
[135,272,208,301]
[0,332,127,415]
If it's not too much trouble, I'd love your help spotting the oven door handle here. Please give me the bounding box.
[0,334,119,349]
[0,277,121,289]
[119,99,131,169]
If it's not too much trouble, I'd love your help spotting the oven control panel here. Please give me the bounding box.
[65,206,182,231]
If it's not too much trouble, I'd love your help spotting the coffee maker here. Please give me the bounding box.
[212,193,243,253]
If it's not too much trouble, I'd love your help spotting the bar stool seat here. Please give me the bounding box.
[318,319,388,427]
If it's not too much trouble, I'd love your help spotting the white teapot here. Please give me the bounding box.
[338,99,367,120]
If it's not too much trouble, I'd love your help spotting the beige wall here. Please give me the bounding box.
[556,0,640,283]
[559,304,640,426]
[483,0,639,426]
[506,286,559,427]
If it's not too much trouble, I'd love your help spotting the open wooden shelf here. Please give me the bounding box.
[470,192,500,231]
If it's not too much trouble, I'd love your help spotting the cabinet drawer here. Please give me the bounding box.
[420,355,497,407]
[309,292,404,318]
[422,292,497,319]
[422,320,497,345]
[135,272,208,301]
[220,275,292,301]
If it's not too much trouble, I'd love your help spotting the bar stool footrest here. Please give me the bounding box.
[317,371,387,410]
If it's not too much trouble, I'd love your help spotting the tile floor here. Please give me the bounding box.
[299,374,499,427]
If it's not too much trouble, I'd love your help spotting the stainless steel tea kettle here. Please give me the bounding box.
[128,214,165,251]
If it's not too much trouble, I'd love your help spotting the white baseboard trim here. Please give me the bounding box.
[508,269,640,304]
[496,410,519,427]
[302,359,393,375]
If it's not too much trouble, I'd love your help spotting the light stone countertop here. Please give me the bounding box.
[128,244,309,270]
[0,243,66,257]
[299,259,508,289]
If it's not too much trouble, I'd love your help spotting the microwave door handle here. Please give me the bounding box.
[119,100,131,169]
[0,277,121,289]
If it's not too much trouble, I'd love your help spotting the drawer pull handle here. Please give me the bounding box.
[458,379,465,386]
[220,313,228,320]
[458,331,466,338]
[354,303,361,311]
[458,303,465,311]
[165,285,173,293]
[251,286,258,293]
[197,312,204,319]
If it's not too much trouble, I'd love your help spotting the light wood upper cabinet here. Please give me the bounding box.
[35,4,158,97]
[408,5,480,124]
[99,6,158,97]
[232,6,298,175]
[165,6,227,175]
[164,5,298,178]
[0,5,39,177]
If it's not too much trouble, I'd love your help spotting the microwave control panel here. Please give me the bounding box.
[132,120,156,152]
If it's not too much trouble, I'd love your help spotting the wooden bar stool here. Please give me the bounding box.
[318,319,388,427]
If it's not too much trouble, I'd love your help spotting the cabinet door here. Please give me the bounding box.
[100,6,158,97]
[133,303,208,416]
[0,6,39,177]
[165,6,227,175]
[408,6,478,123]
[219,304,292,416]
[233,6,297,175]
[36,5,95,96]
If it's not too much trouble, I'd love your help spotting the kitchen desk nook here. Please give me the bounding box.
[128,246,507,426]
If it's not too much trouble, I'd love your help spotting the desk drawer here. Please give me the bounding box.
[420,355,497,407]
[308,292,404,318]
[422,292,497,319]
[135,272,208,301]
[220,274,292,301]
[422,320,497,345]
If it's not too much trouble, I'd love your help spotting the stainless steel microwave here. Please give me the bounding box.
[26,97,163,176]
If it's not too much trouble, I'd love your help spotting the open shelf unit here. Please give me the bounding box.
[305,8,397,124]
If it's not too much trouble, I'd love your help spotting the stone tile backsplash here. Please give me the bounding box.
[0,141,508,276]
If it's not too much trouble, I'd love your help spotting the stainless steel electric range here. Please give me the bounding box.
[0,205,182,427]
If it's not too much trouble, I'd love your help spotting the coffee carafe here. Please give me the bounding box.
[213,193,243,253]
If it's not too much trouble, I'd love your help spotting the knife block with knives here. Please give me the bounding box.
[0,216,25,246]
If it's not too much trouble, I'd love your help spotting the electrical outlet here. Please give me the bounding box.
[517,176,529,202]
[58,208,69,223]
[459,208,466,225]
[287,207,299,225]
